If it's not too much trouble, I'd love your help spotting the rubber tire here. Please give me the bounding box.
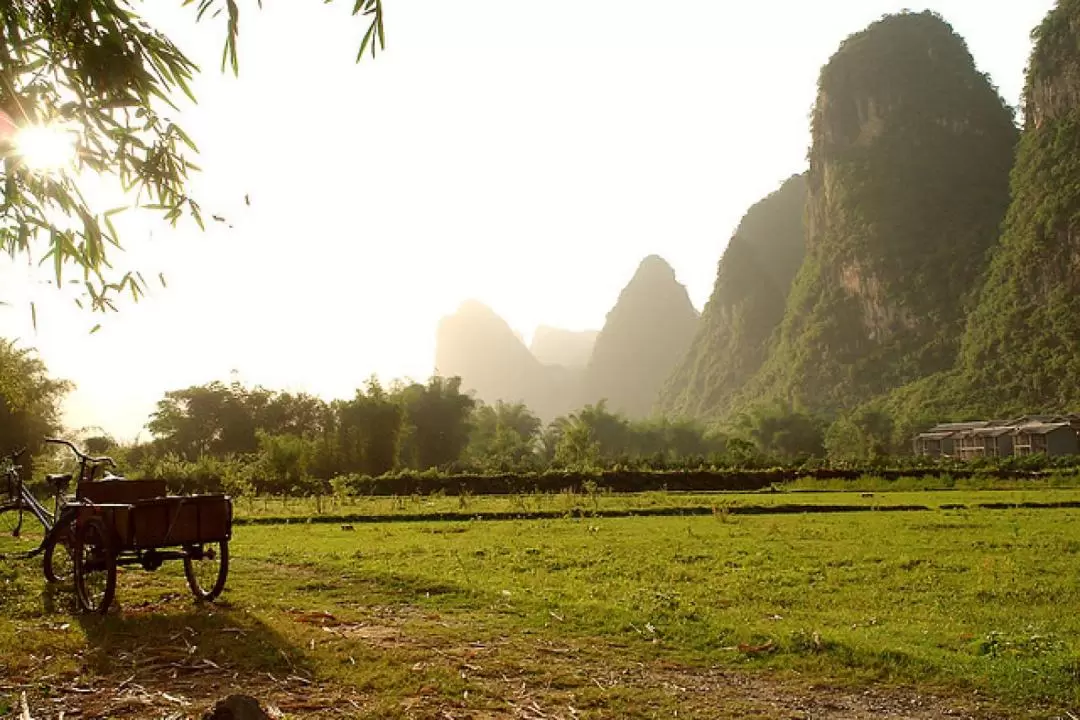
[0,503,23,538]
[73,517,116,614]
[184,541,229,602]
[43,524,74,583]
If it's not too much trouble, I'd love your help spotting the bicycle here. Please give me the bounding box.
[0,438,118,582]
[2,437,232,613]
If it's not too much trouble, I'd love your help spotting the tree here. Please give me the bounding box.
[824,408,895,462]
[397,376,475,470]
[334,377,403,477]
[254,430,310,496]
[734,403,826,460]
[0,340,72,469]
[468,401,541,469]
[553,416,600,468]
[83,434,117,456]
[147,381,259,459]
[0,1,385,313]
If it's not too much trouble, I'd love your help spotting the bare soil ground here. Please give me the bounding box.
[5,605,1016,720]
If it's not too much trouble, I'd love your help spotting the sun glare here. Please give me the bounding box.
[14,123,77,172]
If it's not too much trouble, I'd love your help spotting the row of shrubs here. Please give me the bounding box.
[126,462,1066,498]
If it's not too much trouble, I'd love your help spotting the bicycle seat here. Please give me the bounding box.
[46,473,73,489]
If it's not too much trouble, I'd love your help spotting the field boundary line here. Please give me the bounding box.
[232,500,1080,526]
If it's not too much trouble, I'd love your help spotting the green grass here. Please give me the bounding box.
[228,482,1080,522]
[2,499,1079,717]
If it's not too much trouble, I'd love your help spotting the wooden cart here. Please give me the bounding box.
[51,479,233,613]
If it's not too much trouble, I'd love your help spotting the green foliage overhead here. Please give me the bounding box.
[731,11,1018,418]
[0,0,384,314]
[659,173,807,420]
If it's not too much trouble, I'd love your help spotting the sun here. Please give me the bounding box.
[14,123,78,172]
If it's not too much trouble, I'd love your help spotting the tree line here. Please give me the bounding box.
[3,340,1073,499]
[124,377,733,495]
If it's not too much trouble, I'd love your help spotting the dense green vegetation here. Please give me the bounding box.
[7,344,1079,500]
[922,0,1080,417]
[659,174,807,420]
[704,12,1019,424]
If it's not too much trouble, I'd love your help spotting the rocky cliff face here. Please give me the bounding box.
[580,255,699,418]
[731,11,1018,416]
[659,174,807,420]
[939,0,1080,415]
[1025,1,1080,130]
[434,301,580,422]
[529,327,598,368]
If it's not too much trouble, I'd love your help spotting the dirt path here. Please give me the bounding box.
[7,620,1020,720]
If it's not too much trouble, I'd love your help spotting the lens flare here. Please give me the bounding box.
[14,123,77,172]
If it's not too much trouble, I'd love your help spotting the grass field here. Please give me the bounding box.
[227,481,1080,522]
[1,493,1079,718]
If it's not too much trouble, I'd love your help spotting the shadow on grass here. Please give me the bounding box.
[59,589,314,681]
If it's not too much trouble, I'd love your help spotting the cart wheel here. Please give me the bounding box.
[0,503,23,538]
[73,517,116,614]
[184,541,229,602]
[43,523,75,583]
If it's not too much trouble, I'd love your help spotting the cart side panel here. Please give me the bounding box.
[130,495,232,548]
[76,503,134,549]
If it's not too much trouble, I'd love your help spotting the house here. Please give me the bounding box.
[953,425,1015,460]
[1012,421,1080,456]
[914,414,1080,459]
[913,421,992,458]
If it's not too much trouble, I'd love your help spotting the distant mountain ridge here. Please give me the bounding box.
[529,327,598,368]
[434,256,698,421]
[579,255,699,418]
[434,301,581,422]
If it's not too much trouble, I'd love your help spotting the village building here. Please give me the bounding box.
[912,421,991,458]
[1012,421,1080,456]
[914,415,1080,459]
[953,425,1015,460]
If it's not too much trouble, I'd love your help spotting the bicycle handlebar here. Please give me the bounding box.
[44,437,116,467]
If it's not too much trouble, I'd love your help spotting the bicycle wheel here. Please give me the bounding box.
[73,517,116,614]
[184,541,229,602]
[43,522,75,583]
[0,503,24,538]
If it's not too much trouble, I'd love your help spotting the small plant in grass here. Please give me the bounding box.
[712,502,732,523]
[582,479,601,513]
[511,493,528,513]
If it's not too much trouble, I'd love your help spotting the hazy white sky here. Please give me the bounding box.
[0,0,1055,440]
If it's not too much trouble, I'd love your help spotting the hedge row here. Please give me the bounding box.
[318,467,1054,497]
